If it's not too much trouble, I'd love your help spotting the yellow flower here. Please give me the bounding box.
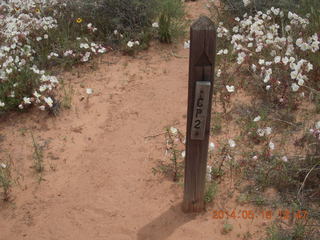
[35,8,40,13]
[76,18,83,24]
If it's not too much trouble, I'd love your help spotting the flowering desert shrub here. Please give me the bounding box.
[219,0,299,16]
[0,0,184,113]
[207,5,320,237]
[214,6,320,109]
[0,0,107,113]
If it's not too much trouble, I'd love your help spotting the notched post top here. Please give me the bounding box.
[195,52,212,66]
[191,16,215,31]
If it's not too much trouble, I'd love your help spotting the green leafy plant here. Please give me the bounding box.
[221,222,233,234]
[204,181,218,203]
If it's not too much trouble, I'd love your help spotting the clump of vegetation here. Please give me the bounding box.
[204,181,218,203]
[60,81,74,110]
[156,0,185,43]
[299,0,320,33]
[0,158,12,201]
[152,127,185,182]
[266,222,318,240]
[31,132,44,178]
[0,0,186,114]
[242,121,320,205]
[213,6,319,110]
[207,139,237,180]
[205,2,320,238]
[221,222,233,235]
[217,0,299,17]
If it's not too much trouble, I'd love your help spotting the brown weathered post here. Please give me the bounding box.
[183,16,216,213]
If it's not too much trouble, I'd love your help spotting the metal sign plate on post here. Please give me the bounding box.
[191,81,211,140]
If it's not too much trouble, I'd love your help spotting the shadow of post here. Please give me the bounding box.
[137,203,196,240]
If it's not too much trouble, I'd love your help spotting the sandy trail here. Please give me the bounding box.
[0,1,266,239]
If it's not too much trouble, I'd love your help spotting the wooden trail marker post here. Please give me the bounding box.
[183,16,216,213]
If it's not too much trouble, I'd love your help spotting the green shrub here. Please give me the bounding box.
[266,223,318,240]
[204,181,218,203]
[62,0,159,48]
[157,0,185,43]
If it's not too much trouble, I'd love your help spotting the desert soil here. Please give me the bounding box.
[0,1,268,239]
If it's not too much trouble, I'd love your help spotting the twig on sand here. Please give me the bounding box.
[297,162,319,202]
[171,50,188,59]
[144,132,166,140]
[270,117,297,127]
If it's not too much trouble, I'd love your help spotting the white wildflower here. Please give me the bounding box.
[285,25,291,32]
[228,139,236,148]
[265,127,272,135]
[282,57,289,65]
[184,40,190,49]
[86,88,93,95]
[257,128,265,137]
[282,156,288,162]
[306,63,313,72]
[23,97,32,105]
[291,83,299,92]
[226,85,235,93]
[80,43,90,49]
[253,116,261,122]
[269,141,275,150]
[216,69,222,77]
[243,0,251,7]
[274,56,281,63]
[44,97,53,107]
[152,22,159,28]
[170,127,178,135]
[209,142,215,152]
[206,165,212,181]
